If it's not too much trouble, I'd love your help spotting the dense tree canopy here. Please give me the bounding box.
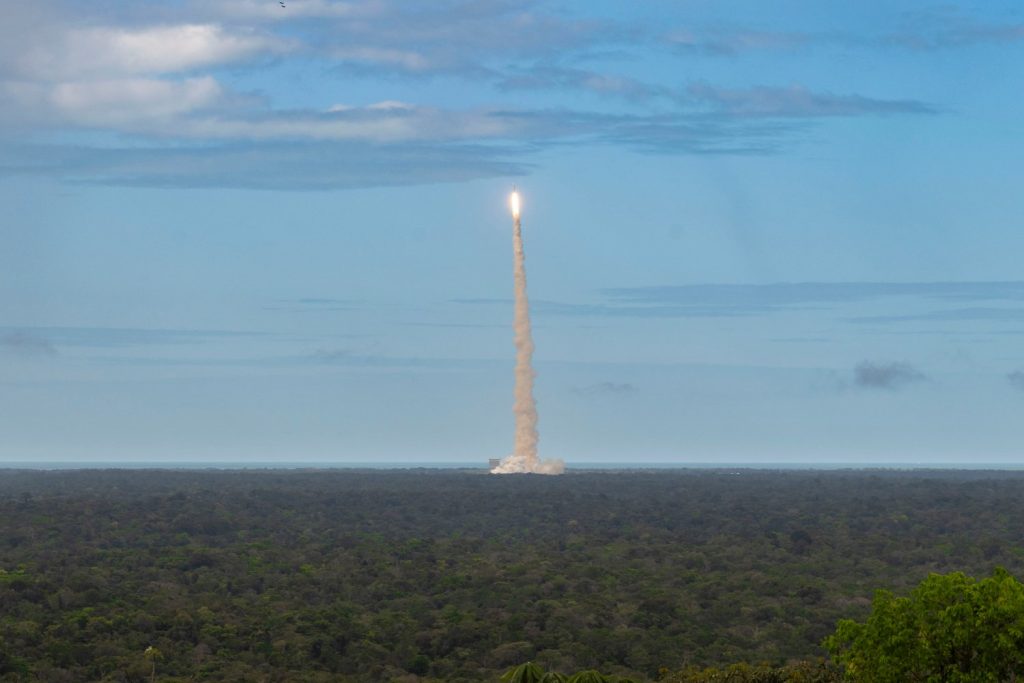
[1,468,1023,681]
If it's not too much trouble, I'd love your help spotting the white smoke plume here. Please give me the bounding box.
[492,191,564,475]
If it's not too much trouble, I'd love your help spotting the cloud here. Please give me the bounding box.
[310,347,355,362]
[0,19,284,131]
[0,3,938,189]
[2,76,229,129]
[200,0,373,22]
[498,65,666,101]
[469,107,792,155]
[666,28,813,55]
[303,336,381,365]
[572,382,637,396]
[0,140,529,190]
[315,1,626,76]
[99,351,491,371]
[265,298,361,312]
[601,282,1024,317]
[265,303,357,312]
[4,91,516,142]
[9,24,290,81]
[2,91,927,188]
[0,326,261,349]
[330,46,434,72]
[456,295,783,318]
[3,0,613,79]
[850,307,1024,324]
[598,116,799,155]
[853,361,927,390]
[190,0,628,76]
[456,282,1024,320]
[0,332,57,358]
[7,96,711,146]
[664,11,1024,56]
[883,9,1024,50]
[1009,371,1024,392]
[495,70,933,119]
[403,322,503,329]
[687,83,935,117]
[476,84,929,155]
[172,103,529,142]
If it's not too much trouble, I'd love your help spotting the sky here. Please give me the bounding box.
[2,0,1023,465]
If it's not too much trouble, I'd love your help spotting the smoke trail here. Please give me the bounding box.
[512,209,539,462]
[492,192,564,475]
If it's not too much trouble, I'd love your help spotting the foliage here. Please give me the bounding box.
[659,660,839,682]
[541,673,570,683]
[502,662,548,683]
[143,645,162,682]
[567,671,614,683]
[1,469,1023,681]
[824,567,1024,682]
[502,662,635,683]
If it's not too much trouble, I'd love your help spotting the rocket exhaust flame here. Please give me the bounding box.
[492,190,565,475]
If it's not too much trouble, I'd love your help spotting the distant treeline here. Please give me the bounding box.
[1,468,1023,681]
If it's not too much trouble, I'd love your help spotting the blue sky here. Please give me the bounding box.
[2,0,1023,464]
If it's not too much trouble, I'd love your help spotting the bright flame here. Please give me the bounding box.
[510,191,521,218]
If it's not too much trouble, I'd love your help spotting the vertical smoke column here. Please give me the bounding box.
[491,190,564,474]
[510,190,539,467]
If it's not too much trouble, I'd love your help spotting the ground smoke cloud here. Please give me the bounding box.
[491,195,564,475]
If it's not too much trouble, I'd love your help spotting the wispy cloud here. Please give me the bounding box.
[5,77,928,142]
[99,350,488,371]
[185,0,629,76]
[0,326,263,349]
[0,1,941,189]
[666,28,814,56]
[854,361,927,390]
[687,83,935,117]
[0,331,58,358]
[572,381,637,396]
[496,68,933,117]
[498,65,666,101]
[1009,371,1024,392]
[665,10,1024,56]
[265,298,361,312]
[0,141,529,190]
[883,9,1024,50]
[456,282,1024,320]
[315,1,626,76]
[0,92,926,187]
[310,347,356,362]
[198,0,374,22]
[601,282,1024,316]
[850,307,1024,324]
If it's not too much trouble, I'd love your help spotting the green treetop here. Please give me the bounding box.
[824,567,1024,682]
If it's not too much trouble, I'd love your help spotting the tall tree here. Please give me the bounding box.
[824,567,1024,682]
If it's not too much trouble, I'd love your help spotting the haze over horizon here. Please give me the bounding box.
[2,1,1023,465]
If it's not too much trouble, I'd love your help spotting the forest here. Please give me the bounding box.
[1,468,1024,681]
